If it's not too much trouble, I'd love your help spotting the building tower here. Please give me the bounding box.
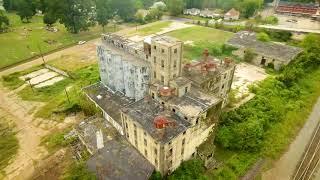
[150,36,183,86]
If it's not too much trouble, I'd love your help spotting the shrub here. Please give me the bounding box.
[264,16,278,25]
[243,49,256,62]
[257,32,270,42]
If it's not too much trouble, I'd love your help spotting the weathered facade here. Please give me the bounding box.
[98,35,150,101]
[85,34,236,175]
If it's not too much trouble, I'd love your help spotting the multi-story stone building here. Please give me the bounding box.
[84,33,236,175]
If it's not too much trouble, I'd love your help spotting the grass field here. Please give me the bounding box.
[0,13,118,69]
[166,26,234,60]
[125,21,172,36]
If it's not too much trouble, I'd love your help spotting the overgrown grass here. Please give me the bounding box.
[41,129,75,154]
[126,21,172,36]
[0,114,19,175]
[0,12,119,69]
[28,65,99,121]
[166,26,233,61]
[1,66,43,90]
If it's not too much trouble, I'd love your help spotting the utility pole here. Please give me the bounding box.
[37,44,45,64]
[25,77,34,93]
[65,88,71,104]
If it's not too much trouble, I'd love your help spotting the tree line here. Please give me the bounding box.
[3,0,161,33]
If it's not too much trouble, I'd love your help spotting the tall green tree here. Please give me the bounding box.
[16,0,37,22]
[96,0,113,31]
[167,0,184,16]
[240,0,263,18]
[44,0,95,33]
[0,10,9,32]
[110,0,136,22]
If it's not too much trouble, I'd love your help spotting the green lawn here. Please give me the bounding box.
[0,13,118,69]
[125,21,172,36]
[166,26,234,61]
[166,26,233,44]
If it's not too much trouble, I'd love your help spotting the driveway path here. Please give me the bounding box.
[262,97,320,180]
[0,88,49,180]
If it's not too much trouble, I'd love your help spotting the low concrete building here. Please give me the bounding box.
[224,8,240,21]
[227,31,303,70]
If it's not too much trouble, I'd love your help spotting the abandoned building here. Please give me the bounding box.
[227,31,303,70]
[275,1,319,17]
[84,33,236,175]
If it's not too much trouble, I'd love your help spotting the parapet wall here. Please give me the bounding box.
[101,34,146,60]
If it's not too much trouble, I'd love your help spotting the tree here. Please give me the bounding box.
[3,0,19,11]
[43,12,57,27]
[145,8,163,22]
[110,0,136,22]
[96,0,113,31]
[44,0,95,33]
[241,0,263,18]
[16,0,37,22]
[0,10,9,33]
[167,0,184,16]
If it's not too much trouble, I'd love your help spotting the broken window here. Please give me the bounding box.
[172,108,176,113]
[162,49,165,53]
[161,60,165,68]
[144,139,147,146]
[154,148,158,155]
[183,131,186,135]
[182,138,185,145]
[152,93,155,99]
[154,46,157,50]
[154,71,157,79]
[174,49,177,54]
[185,86,188,93]
[145,149,148,157]
[154,56,156,63]
[174,60,177,68]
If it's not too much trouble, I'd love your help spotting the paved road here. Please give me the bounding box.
[258,25,320,34]
[262,97,320,180]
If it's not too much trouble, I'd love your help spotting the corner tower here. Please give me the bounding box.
[150,36,183,86]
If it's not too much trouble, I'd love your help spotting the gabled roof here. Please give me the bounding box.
[225,8,240,17]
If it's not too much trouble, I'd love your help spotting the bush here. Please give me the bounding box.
[264,16,278,25]
[243,49,256,62]
[168,159,207,180]
[257,32,270,42]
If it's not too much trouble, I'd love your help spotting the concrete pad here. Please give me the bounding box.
[232,63,268,97]
[35,76,65,88]
[20,69,49,80]
[29,72,59,85]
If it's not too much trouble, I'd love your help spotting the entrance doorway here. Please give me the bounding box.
[261,57,266,65]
